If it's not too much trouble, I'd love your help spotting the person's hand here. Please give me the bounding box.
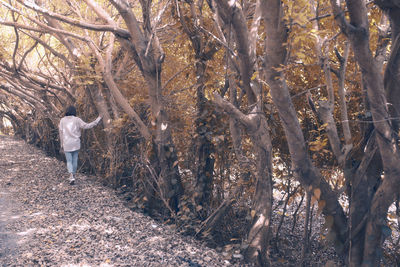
[95,116,102,124]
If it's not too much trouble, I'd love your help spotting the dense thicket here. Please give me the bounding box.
[0,0,399,266]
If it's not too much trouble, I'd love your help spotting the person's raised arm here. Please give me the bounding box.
[78,116,102,129]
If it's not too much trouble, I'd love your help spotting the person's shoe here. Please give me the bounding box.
[69,174,75,185]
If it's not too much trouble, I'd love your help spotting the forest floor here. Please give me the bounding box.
[0,135,398,267]
[0,135,243,266]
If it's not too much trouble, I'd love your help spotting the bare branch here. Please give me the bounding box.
[0,1,89,42]
[213,92,253,128]
[21,30,72,67]
[16,0,131,38]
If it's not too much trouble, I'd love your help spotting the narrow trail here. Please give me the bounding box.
[0,190,18,261]
[0,135,239,267]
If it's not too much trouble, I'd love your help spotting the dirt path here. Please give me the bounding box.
[0,135,240,267]
[0,191,18,261]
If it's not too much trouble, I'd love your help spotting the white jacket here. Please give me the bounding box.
[59,116,101,152]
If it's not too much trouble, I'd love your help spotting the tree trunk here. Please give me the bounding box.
[383,7,400,128]
[331,0,400,265]
[346,134,382,266]
[213,93,273,266]
[300,191,312,266]
[174,1,217,211]
[261,0,348,253]
[110,0,184,211]
[193,60,215,211]
[244,113,273,266]
[210,2,274,265]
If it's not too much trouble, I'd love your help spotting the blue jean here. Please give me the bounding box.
[65,150,79,174]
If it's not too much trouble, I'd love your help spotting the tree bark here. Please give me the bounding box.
[175,1,216,212]
[381,5,400,127]
[211,1,274,264]
[213,92,273,266]
[110,0,183,212]
[345,133,382,266]
[330,0,400,265]
[261,0,348,253]
[335,42,353,155]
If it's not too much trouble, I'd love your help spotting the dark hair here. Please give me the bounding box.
[65,106,77,116]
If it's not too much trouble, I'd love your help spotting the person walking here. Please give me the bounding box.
[59,106,102,185]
